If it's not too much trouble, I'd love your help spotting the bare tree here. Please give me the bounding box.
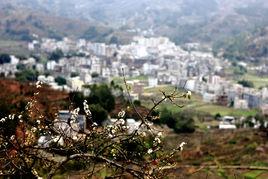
[0,80,188,178]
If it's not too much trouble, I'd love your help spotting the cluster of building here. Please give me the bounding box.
[182,74,268,111]
[31,36,222,90]
[1,35,268,114]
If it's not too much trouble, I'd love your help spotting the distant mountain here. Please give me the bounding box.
[0,4,87,41]
[213,26,268,62]
[1,0,268,61]
[0,2,138,47]
[3,0,268,40]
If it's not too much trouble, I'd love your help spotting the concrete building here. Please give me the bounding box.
[261,104,268,115]
[261,88,268,100]
[67,77,85,91]
[234,97,248,109]
[242,93,261,109]
[148,77,158,87]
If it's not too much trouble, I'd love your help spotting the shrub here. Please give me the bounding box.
[15,69,39,82]
[0,54,11,64]
[55,76,66,86]
[156,108,195,133]
[133,100,141,106]
[86,84,115,112]
[49,49,64,62]
[238,80,254,88]
[173,111,195,133]
[89,104,108,125]
[159,107,176,127]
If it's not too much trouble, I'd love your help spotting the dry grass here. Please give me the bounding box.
[163,129,268,178]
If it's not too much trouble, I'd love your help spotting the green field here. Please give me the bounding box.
[240,73,268,89]
[112,77,259,118]
[142,85,258,117]
[193,104,258,117]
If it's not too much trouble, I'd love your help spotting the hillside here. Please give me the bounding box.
[5,0,268,41]
[1,0,268,61]
[165,129,268,178]
[0,4,89,41]
[212,27,268,62]
[0,79,68,118]
[0,4,137,51]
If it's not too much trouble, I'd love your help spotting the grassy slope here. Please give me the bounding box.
[142,85,258,117]
[111,76,259,117]
[229,67,268,89]
[194,104,258,116]
[241,73,268,89]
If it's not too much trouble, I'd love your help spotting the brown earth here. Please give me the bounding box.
[163,129,268,178]
[0,78,69,115]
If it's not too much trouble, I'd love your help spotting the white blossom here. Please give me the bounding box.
[118,118,125,125]
[72,136,78,140]
[111,128,116,134]
[111,149,116,157]
[148,122,153,126]
[92,122,98,127]
[25,101,33,110]
[147,149,153,154]
[8,114,15,120]
[179,142,187,151]
[83,100,91,116]
[31,127,37,133]
[157,132,162,137]
[36,81,42,88]
[70,107,80,121]
[140,132,147,137]
[118,110,125,118]
[0,118,5,123]
[122,126,129,130]
[154,137,161,144]
[10,135,15,140]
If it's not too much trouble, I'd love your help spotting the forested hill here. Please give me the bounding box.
[1,0,268,61]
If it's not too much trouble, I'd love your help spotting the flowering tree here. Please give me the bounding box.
[0,81,189,178]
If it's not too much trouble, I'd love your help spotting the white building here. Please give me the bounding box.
[148,77,158,87]
[185,79,196,91]
[234,97,248,109]
[261,88,268,99]
[10,55,19,65]
[36,63,45,73]
[219,121,237,129]
[67,77,85,91]
[91,56,102,74]
[47,61,57,71]
[90,43,107,56]
[37,75,55,84]
[80,73,92,84]
[203,92,216,103]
